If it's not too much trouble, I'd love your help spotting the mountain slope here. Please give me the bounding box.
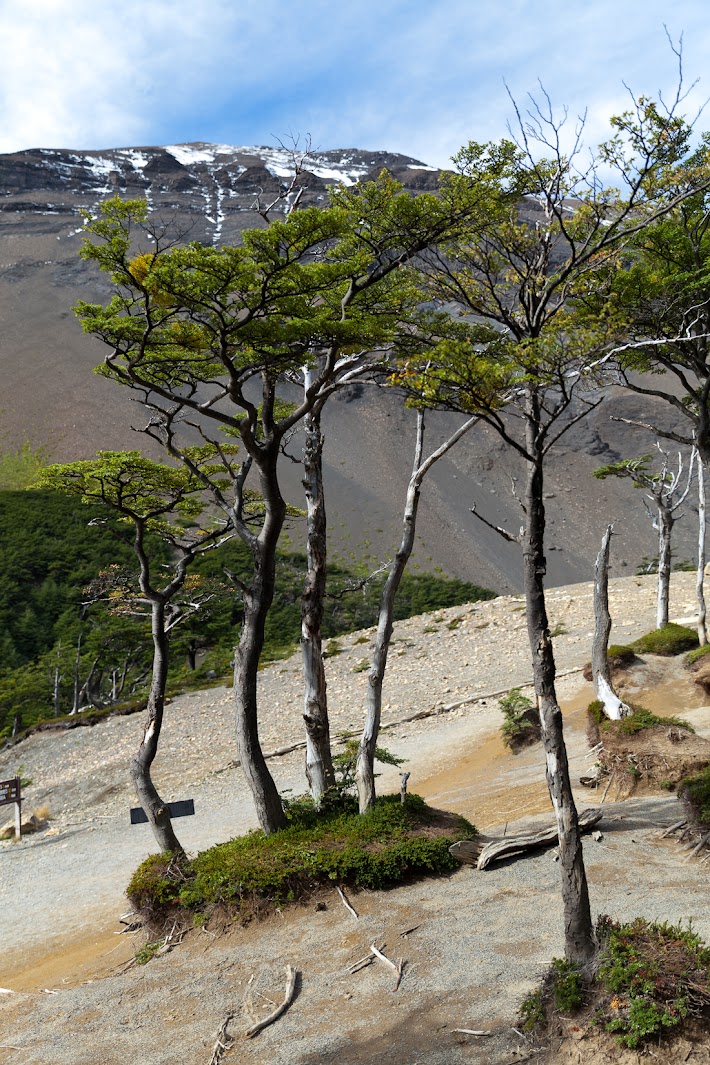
[0,142,695,591]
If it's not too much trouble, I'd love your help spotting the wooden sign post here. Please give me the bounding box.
[129,799,195,825]
[0,777,22,841]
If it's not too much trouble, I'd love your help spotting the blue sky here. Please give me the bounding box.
[1,1,709,166]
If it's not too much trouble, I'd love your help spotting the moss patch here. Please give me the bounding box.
[582,644,639,682]
[685,644,710,666]
[632,624,699,657]
[127,794,474,925]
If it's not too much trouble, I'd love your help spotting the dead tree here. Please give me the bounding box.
[592,525,629,720]
[355,409,479,812]
[594,446,694,628]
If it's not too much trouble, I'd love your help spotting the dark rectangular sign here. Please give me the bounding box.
[0,777,20,807]
[130,799,195,825]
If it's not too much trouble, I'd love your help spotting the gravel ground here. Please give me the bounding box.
[0,572,708,1064]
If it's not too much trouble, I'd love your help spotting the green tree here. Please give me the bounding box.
[34,450,231,854]
[74,179,480,833]
[404,89,704,967]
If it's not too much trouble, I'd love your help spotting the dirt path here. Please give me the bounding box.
[0,572,708,1063]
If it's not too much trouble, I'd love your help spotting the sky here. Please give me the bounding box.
[1,1,709,167]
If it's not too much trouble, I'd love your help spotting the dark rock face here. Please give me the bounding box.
[0,141,695,592]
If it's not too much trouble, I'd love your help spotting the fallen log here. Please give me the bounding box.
[449,808,604,870]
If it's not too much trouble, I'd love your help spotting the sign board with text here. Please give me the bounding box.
[0,777,20,807]
[0,776,22,840]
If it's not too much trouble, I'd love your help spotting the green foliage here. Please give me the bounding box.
[134,941,163,966]
[551,958,584,1012]
[632,624,699,656]
[596,916,709,1048]
[0,441,51,490]
[518,987,545,1033]
[499,688,540,752]
[331,737,405,795]
[679,766,710,826]
[127,795,475,919]
[606,644,638,670]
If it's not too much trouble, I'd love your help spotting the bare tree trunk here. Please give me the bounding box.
[592,525,627,720]
[130,599,184,854]
[300,399,335,802]
[523,394,594,969]
[72,631,83,713]
[697,450,707,645]
[356,410,479,813]
[656,505,673,629]
[233,453,288,835]
[52,641,62,716]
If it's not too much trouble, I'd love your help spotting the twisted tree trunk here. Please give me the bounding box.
[356,410,478,812]
[233,450,288,835]
[130,598,184,854]
[523,392,595,968]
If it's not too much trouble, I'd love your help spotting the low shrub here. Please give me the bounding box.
[499,689,541,752]
[517,917,710,1051]
[127,795,474,922]
[596,916,710,1048]
[632,624,699,657]
[679,765,710,826]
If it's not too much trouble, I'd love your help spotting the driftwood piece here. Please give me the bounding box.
[208,1014,234,1065]
[662,818,688,838]
[450,809,603,870]
[370,942,405,990]
[245,966,298,1038]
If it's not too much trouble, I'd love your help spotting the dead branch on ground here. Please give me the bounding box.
[245,965,298,1038]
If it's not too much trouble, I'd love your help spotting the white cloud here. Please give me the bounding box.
[0,0,708,166]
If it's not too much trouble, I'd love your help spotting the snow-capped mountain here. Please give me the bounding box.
[0,142,441,246]
[0,142,693,591]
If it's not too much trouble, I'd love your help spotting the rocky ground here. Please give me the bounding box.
[0,572,709,1064]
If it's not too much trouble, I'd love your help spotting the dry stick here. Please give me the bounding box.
[600,771,616,805]
[242,974,256,1028]
[369,941,399,974]
[208,1014,234,1065]
[393,959,405,991]
[245,965,298,1039]
[347,952,376,974]
[685,832,710,862]
[336,885,359,920]
[662,818,688,838]
[453,1030,492,1037]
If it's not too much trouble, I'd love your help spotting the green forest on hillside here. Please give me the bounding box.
[0,489,493,739]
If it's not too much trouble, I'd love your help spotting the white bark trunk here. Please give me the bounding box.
[355,410,479,812]
[591,525,628,720]
[656,506,673,629]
